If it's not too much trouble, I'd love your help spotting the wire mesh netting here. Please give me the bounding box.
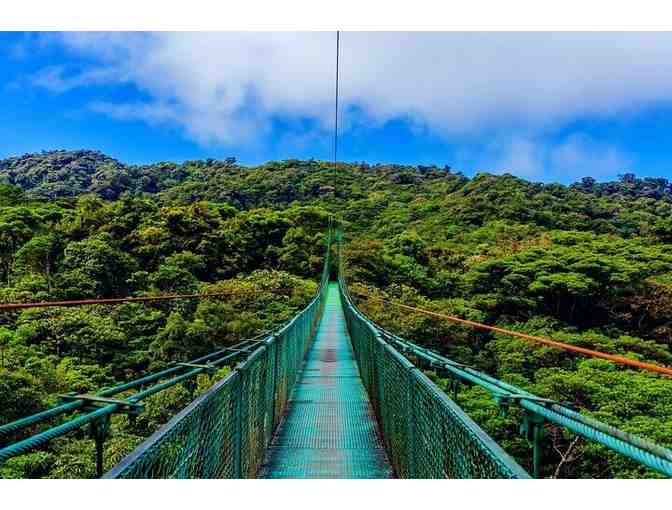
[106,225,527,479]
[10,222,672,479]
[338,278,530,479]
[104,237,332,479]
[258,284,393,478]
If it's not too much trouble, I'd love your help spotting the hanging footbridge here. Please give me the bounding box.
[1,228,672,479]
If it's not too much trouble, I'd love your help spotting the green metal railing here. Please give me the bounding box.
[336,246,529,478]
[382,332,672,478]
[104,229,333,478]
[5,222,672,479]
[0,332,272,477]
[336,233,672,479]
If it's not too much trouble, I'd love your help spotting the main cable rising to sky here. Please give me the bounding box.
[334,30,340,165]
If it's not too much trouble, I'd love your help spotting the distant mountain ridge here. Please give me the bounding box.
[2,149,672,207]
[0,150,459,204]
[0,150,184,200]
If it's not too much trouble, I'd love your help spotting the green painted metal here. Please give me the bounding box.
[0,336,264,467]
[337,275,530,479]
[0,332,267,440]
[258,283,393,478]
[335,228,672,478]
[104,231,333,478]
[7,221,672,479]
[381,331,672,477]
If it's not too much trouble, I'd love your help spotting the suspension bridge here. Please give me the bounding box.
[1,228,672,479]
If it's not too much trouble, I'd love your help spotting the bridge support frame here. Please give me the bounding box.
[89,415,111,479]
[58,393,143,478]
[405,366,420,478]
[492,394,548,479]
[233,362,246,479]
[520,410,546,479]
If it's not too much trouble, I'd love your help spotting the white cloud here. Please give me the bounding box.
[27,32,672,161]
[486,138,542,177]
[474,133,632,182]
[32,65,122,93]
[549,133,631,180]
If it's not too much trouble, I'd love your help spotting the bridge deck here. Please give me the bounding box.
[259,283,393,478]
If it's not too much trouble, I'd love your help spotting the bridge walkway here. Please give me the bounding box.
[258,282,393,478]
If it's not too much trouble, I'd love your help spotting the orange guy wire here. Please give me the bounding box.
[0,288,294,311]
[353,290,672,378]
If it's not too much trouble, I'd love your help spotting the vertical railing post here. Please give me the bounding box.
[450,377,460,401]
[521,410,545,479]
[406,367,419,478]
[376,339,384,425]
[234,367,245,478]
[269,334,279,430]
[532,422,544,479]
[89,415,111,478]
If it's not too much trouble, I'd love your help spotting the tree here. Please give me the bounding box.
[58,233,136,298]
[0,368,46,425]
[0,184,24,206]
[14,235,60,292]
[16,308,127,365]
[0,208,37,283]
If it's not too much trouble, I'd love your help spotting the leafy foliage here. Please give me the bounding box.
[1,150,672,478]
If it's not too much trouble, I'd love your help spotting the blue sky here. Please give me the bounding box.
[3,31,672,183]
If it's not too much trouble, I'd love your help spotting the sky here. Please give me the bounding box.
[2,31,672,183]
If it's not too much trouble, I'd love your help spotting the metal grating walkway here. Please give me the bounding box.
[258,283,393,478]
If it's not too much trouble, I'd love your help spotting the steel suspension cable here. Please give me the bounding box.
[334,30,340,165]
[0,335,266,441]
[0,338,265,468]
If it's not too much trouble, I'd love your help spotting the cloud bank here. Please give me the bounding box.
[26,32,672,177]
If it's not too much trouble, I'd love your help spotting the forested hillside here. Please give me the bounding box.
[2,150,672,478]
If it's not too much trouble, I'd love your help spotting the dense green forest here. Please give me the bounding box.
[1,150,672,478]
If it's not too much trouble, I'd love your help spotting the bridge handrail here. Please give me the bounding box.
[336,235,529,478]
[104,225,334,478]
[385,333,672,466]
[0,335,268,474]
[337,233,672,478]
[0,333,266,440]
[1,224,334,477]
